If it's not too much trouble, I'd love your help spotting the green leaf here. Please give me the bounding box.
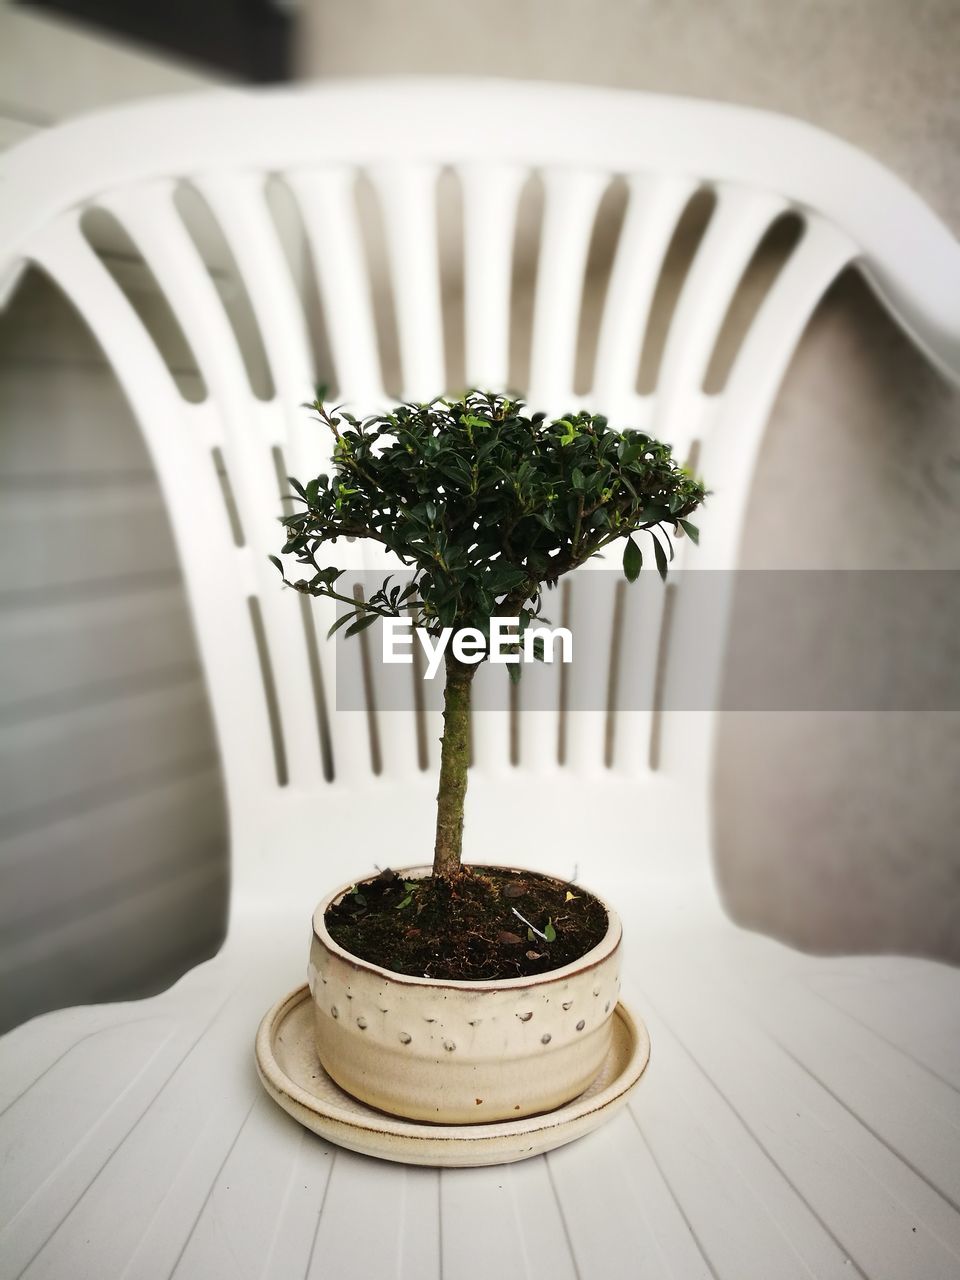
[635,504,669,527]
[544,919,557,943]
[327,609,359,639]
[678,518,699,545]
[345,613,379,639]
[277,392,706,671]
[622,537,642,583]
[487,564,528,593]
[438,454,473,487]
[652,530,668,582]
[395,893,413,910]
[618,442,645,467]
[268,555,285,577]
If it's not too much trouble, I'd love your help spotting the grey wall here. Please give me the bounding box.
[298,0,960,229]
[298,0,960,961]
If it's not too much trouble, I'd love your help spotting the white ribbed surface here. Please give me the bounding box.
[2,883,959,1279]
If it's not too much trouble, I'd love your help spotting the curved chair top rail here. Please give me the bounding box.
[1,77,959,381]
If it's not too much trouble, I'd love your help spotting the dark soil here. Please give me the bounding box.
[324,865,609,981]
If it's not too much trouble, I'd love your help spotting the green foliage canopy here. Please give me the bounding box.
[272,390,706,660]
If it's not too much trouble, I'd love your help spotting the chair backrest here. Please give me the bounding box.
[2,78,957,900]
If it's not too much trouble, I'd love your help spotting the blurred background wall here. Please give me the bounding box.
[0,2,232,1030]
[1,0,958,1031]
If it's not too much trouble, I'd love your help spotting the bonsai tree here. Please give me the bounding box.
[273,390,706,885]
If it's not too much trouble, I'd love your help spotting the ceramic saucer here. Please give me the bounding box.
[256,984,650,1167]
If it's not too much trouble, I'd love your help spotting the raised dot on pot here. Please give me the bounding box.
[356,1016,367,1030]
[443,1040,456,1053]
[399,1031,412,1044]
[541,1033,552,1045]
[517,1011,533,1022]
[576,1019,586,1032]
[330,1006,339,1019]
[562,1001,573,1011]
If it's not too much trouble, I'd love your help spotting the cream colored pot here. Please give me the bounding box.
[308,866,622,1124]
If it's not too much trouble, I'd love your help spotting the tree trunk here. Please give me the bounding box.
[432,653,476,881]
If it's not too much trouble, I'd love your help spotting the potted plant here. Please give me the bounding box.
[271,390,705,1126]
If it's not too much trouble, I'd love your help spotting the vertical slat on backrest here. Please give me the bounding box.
[368,164,444,402]
[658,216,856,783]
[562,571,617,778]
[27,216,277,820]
[652,183,787,456]
[586,175,698,777]
[459,162,526,391]
[521,168,609,773]
[468,662,512,780]
[458,163,526,776]
[192,172,324,475]
[344,575,422,784]
[361,164,445,778]
[286,167,385,405]
[99,181,326,789]
[193,171,372,785]
[514,609,563,776]
[593,174,697,411]
[609,576,672,777]
[693,215,857,573]
[288,166,414,774]
[528,167,609,409]
[596,184,788,781]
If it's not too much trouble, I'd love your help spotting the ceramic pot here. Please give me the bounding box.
[308,865,622,1124]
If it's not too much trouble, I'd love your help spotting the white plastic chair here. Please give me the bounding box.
[1,79,959,1280]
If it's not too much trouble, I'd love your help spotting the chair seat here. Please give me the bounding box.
[3,887,958,1280]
